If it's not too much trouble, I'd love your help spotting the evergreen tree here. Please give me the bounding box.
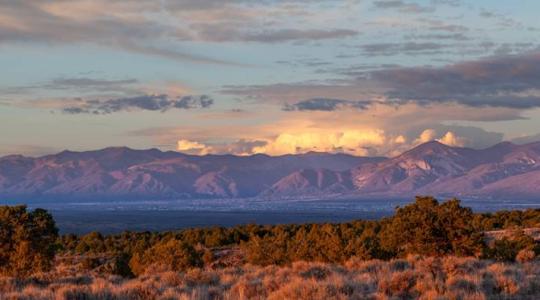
[0,206,58,277]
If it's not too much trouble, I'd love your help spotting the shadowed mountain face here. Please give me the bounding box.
[1,141,540,200]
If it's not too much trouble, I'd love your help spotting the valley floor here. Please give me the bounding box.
[3,255,540,300]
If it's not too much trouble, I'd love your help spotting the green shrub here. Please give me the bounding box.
[0,205,58,277]
[379,196,484,257]
[129,239,202,275]
[483,230,538,261]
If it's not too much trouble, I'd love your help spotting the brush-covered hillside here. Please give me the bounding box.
[3,196,540,299]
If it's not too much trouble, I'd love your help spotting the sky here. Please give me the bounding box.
[1,0,540,157]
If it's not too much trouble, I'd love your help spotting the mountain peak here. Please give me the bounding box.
[96,146,135,153]
[419,140,450,148]
[490,141,515,148]
[400,140,455,158]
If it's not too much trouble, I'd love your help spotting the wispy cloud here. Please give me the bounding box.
[0,0,362,66]
[0,2,241,65]
[373,0,435,13]
[359,42,449,56]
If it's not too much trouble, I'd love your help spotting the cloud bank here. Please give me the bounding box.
[227,51,540,111]
[174,128,479,157]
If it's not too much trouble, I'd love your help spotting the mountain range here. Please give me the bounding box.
[1,140,540,201]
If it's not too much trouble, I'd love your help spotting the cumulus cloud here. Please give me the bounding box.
[175,129,389,156]
[257,130,387,156]
[62,94,214,114]
[427,125,504,149]
[173,128,475,157]
[437,131,466,147]
[415,129,437,144]
[136,106,507,157]
[176,139,267,156]
[413,129,467,147]
[177,139,212,155]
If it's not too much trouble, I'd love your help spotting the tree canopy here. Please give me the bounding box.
[0,205,58,277]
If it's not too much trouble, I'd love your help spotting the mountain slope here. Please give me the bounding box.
[0,148,381,200]
[260,169,354,197]
[348,141,540,198]
[2,141,540,200]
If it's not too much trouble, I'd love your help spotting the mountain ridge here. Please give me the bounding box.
[1,140,540,200]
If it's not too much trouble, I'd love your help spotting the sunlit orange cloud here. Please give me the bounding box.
[168,102,513,156]
[251,130,385,156]
[122,101,514,157]
[175,129,466,157]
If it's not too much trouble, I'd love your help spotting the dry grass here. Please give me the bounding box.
[2,256,540,299]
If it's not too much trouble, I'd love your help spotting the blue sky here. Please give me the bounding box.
[1,0,540,157]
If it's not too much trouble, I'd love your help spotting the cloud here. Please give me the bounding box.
[174,95,214,109]
[240,29,358,43]
[359,42,449,56]
[408,126,504,150]
[431,0,461,7]
[415,129,437,144]
[373,52,540,108]
[373,1,435,13]
[189,22,358,44]
[256,130,387,156]
[0,2,241,65]
[226,52,540,111]
[176,138,267,156]
[428,125,504,149]
[177,139,212,155]
[49,78,138,90]
[239,52,540,111]
[176,130,388,156]
[172,127,478,157]
[413,129,465,147]
[283,98,372,111]
[0,0,362,66]
[62,94,214,114]
[437,131,465,147]
[132,103,509,157]
[222,82,382,107]
[404,33,470,41]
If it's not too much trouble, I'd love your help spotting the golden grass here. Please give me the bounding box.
[2,256,540,299]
